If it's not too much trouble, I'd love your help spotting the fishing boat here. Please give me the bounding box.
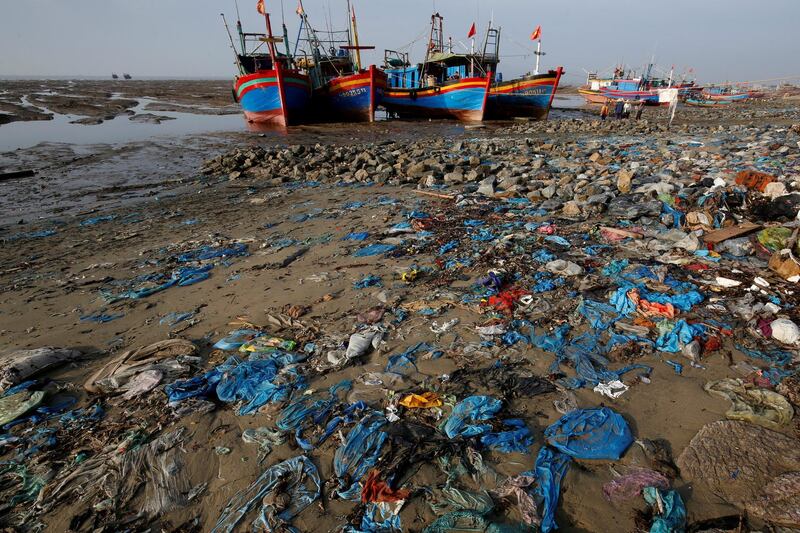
[686,98,734,108]
[472,24,564,120]
[702,87,750,102]
[225,4,311,127]
[382,14,492,122]
[581,65,700,105]
[111,73,119,80]
[123,73,132,80]
[294,0,386,122]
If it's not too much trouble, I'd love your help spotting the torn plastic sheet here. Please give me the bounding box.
[655,320,706,353]
[277,380,353,450]
[493,474,538,526]
[344,501,403,532]
[353,244,397,257]
[385,343,440,376]
[216,354,307,415]
[422,510,529,533]
[532,446,571,533]
[429,484,495,516]
[642,486,687,533]
[544,407,633,460]
[41,427,190,518]
[549,333,651,390]
[334,412,388,499]
[177,242,248,262]
[444,396,502,438]
[211,455,321,533]
[602,467,670,502]
[479,419,535,453]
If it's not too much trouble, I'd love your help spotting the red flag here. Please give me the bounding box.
[256,0,266,15]
[530,25,541,41]
[467,23,476,39]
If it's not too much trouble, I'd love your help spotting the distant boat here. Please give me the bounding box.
[702,87,750,102]
[123,73,132,80]
[686,98,734,108]
[580,65,700,105]
[226,7,311,126]
[382,13,492,121]
[111,73,119,80]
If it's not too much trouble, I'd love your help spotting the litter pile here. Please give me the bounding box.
[2,117,800,531]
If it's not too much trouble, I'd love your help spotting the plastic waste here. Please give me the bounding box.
[398,392,442,409]
[705,378,794,430]
[544,407,633,460]
[0,390,45,426]
[602,467,670,502]
[0,347,82,392]
[643,487,686,533]
[444,396,502,438]
[211,455,320,533]
[770,318,800,345]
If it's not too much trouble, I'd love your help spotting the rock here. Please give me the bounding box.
[354,168,370,181]
[477,176,496,197]
[444,171,464,184]
[541,184,556,199]
[562,201,582,217]
[617,169,634,193]
[228,170,242,180]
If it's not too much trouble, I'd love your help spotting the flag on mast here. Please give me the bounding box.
[530,25,542,41]
[256,0,266,15]
[467,23,477,39]
[296,1,304,15]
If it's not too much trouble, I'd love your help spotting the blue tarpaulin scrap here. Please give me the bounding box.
[211,455,320,533]
[544,407,633,460]
[479,419,534,453]
[643,487,687,533]
[343,232,370,241]
[276,381,354,450]
[216,354,306,415]
[102,264,214,302]
[444,396,502,438]
[422,510,529,533]
[354,274,383,289]
[177,242,248,262]
[531,446,571,533]
[353,244,397,257]
[166,352,306,415]
[655,320,706,353]
[344,502,402,533]
[334,412,388,499]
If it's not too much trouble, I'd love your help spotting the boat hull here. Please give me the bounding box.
[600,87,660,104]
[234,68,312,127]
[486,68,563,120]
[382,75,492,121]
[686,98,734,108]
[313,65,387,122]
[578,88,608,104]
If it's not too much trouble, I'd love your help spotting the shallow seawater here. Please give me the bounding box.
[0,98,246,152]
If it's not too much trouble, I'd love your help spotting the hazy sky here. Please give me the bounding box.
[2,0,799,84]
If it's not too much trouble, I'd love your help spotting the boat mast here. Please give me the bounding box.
[349,1,362,71]
[423,13,443,84]
[534,39,544,75]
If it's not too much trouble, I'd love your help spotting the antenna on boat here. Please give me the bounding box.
[221,13,244,73]
[234,0,241,22]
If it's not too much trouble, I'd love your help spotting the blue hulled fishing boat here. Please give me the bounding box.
[382,14,492,122]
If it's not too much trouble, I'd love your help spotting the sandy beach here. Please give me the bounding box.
[1,80,800,532]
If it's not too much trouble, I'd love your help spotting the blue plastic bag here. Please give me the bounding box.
[444,396,502,438]
[532,446,571,533]
[544,407,633,460]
